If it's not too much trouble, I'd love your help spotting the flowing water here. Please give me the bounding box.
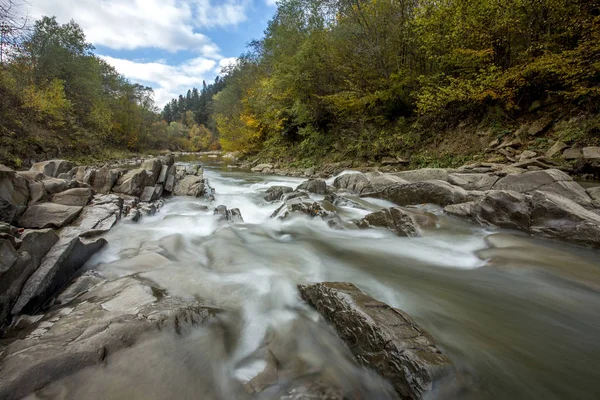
[36,156,600,399]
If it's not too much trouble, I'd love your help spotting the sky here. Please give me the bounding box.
[27,0,278,107]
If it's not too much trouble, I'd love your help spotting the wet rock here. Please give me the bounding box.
[333,173,371,194]
[582,147,600,160]
[492,169,592,208]
[18,203,83,229]
[272,198,340,227]
[113,168,155,197]
[529,191,600,248]
[29,160,72,178]
[363,180,469,207]
[214,205,244,223]
[264,186,293,202]
[546,141,568,158]
[0,275,214,399]
[356,207,436,237]
[392,168,449,183]
[445,191,531,232]
[562,148,582,160]
[89,166,120,194]
[448,173,499,191]
[0,165,29,223]
[297,179,328,195]
[61,195,123,238]
[173,175,205,197]
[140,185,163,202]
[298,282,455,399]
[51,188,92,207]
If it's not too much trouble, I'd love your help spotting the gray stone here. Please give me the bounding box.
[252,163,274,172]
[214,205,244,223]
[112,168,154,197]
[51,188,92,207]
[271,198,341,227]
[363,180,469,207]
[29,160,72,178]
[18,203,83,229]
[587,186,600,202]
[448,173,499,191]
[333,173,371,194]
[0,239,18,273]
[264,186,293,202]
[368,174,409,192]
[298,282,455,399]
[41,178,75,195]
[545,141,568,158]
[157,164,169,184]
[356,207,436,237]
[89,166,119,194]
[445,190,531,232]
[0,165,29,223]
[519,150,537,161]
[582,147,600,160]
[141,158,162,184]
[296,179,328,195]
[392,168,449,183]
[173,175,205,197]
[562,148,582,160]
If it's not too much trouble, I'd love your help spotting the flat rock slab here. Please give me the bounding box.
[298,282,455,399]
[18,203,83,229]
[51,188,92,207]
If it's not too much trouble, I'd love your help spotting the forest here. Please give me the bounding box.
[2,0,600,168]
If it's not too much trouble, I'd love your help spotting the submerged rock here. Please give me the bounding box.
[214,205,244,223]
[299,282,455,399]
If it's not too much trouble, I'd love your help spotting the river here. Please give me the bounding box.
[37,155,600,399]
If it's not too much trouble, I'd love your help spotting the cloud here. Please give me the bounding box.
[265,0,278,6]
[100,55,232,107]
[29,0,250,54]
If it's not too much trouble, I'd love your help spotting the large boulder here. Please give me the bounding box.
[367,174,408,192]
[445,191,531,232]
[492,169,592,208]
[392,168,450,183]
[251,163,274,173]
[60,194,123,238]
[214,205,244,223]
[0,165,29,223]
[29,160,72,178]
[0,229,59,324]
[112,168,155,197]
[264,186,293,202]
[271,197,340,227]
[298,282,455,399]
[296,178,328,195]
[356,207,437,237]
[89,166,120,194]
[18,203,83,229]
[582,147,600,160]
[141,158,163,183]
[529,191,600,248]
[0,273,214,399]
[448,173,499,191]
[363,180,469,207]
[333,173,371,194]
[173,175,205,197]
[51,188,92,207]
[41,178,81,195]
[140,185,163,202]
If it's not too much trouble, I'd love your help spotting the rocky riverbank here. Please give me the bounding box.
[1,152,600,398]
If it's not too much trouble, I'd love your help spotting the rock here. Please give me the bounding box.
[272,198,340,227]
[173,175,205,197]
[582,146,600,160]
[298,282,455,399]
[297,179,328,195]
[363,180,468,207]
[89,166,119,194]
[0,239,18,273]
[529,191,600,248]
[157,164,169,184]
[164,165,177,192]
[381,157,400,166]
[587,186,600,202]
[0,229,58,324]
[492,169,592,208]
[214,205,244,223]
[51,188,92,207]
[445,191,531,232]
[18,203,83,229]
[141,158,162,183]
[392,168,449,183]
[498,138,522,149]
[356,207,436,237]
[0,165,29,223]
[252,163,274,172]
[27,182,47,206]
[562,148,582,160]
[448,173,499,191]
[29,160,72,178]
[140,185,161,202]
[10,235,107,316]
[546,141,568,158]
[519,150,537,161]
[333,173,371,194]
[16,171,46,182]
[264,186,293,202]
[42,178,77,195]
[112,168,154,197]
[60,195,123,238]
[368,174,409,191]
[527,118,552,136]
[0,274,214,399]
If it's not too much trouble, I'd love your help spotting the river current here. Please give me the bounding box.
[37,156,600,399]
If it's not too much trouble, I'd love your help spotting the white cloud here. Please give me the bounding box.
[218,57,239,72]
[29,0,250,54]
[100,55,233,107]
[265,0,278,6]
